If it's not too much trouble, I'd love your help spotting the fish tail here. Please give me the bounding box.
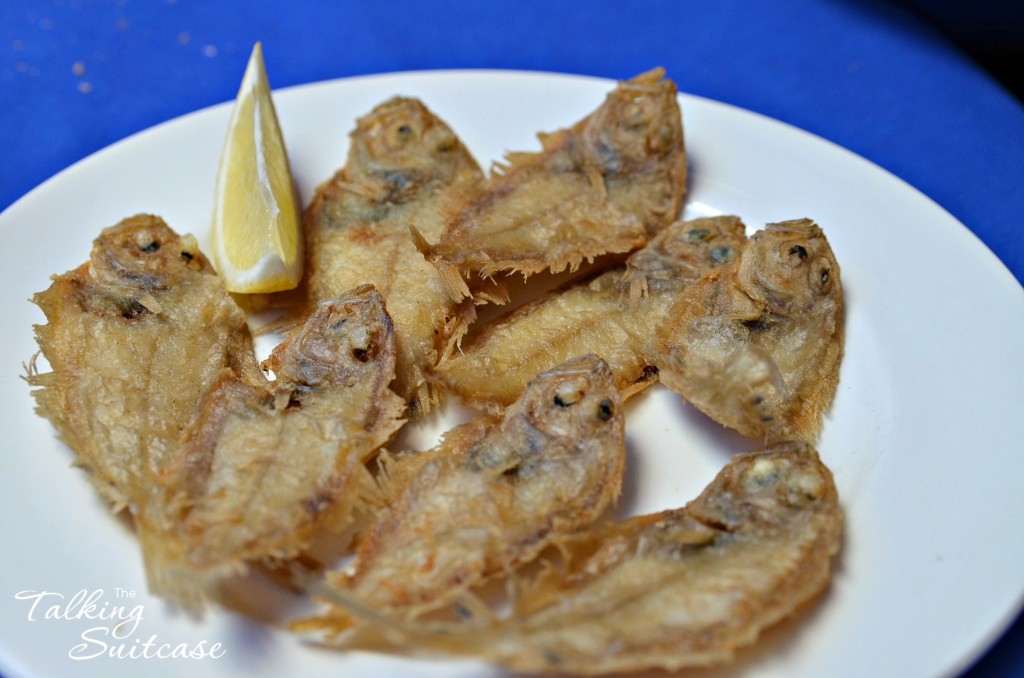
[290,564,501,656]
[410,226,471,301]
[627,66,666,85]
[137,520,213,613]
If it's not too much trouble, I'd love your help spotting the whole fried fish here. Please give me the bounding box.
[418,68,686,300]
[304,441,842,674]
[27,214,263,512]
[657,219,844,441]
[302,96,484,415]
[303,354,625,628]
[147,286,405,608]
[435,216,747,411]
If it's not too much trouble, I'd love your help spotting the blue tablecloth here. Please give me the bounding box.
[1,1,1021,676]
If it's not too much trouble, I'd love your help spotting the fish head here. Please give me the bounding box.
[583,68,683,173]
[663,216,747,268]
[737,219,839,315]
[517,354,623,443]
[626,214,749,284]
[89,214,205,290]
[268,285,396,389]
[705,442,837,531]
[348,97,476,196]
[735,442,835,514]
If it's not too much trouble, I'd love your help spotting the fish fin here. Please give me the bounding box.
[585,166,607,199]
[621,263,651,300]
[290,564,497,655]
[627,66,666,85]
[436,296,478,361]
[137,518,225,613]
[410,225,472,302]
[368,449,436,509]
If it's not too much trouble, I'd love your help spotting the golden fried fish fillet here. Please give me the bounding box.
[657,219,844,442]
[435,216,747,411]
[27,214,263,512]
[418,68,686,300]
[146,286,405,608]
[302,96,485,415]
[302,354,625,628]
[303,441,841,674]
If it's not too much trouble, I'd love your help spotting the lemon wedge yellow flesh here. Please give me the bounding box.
[211,42,302,293]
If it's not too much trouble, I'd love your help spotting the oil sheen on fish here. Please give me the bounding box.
[304,354,625,628]
[302,96,484,414]
[147,286,405,608]
[434,217,747,411]
[418,68,687,300]
[657,219,844,441]
[27,214,263,513]
[305,441,841,674]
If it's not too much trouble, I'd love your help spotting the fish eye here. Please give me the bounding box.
[622,97,653,128]
[597,399,614,421]
[554,392,577,407]
[820,268,831,285]
[346,323,373,361]
[686,228,709,243]
[710,245,735,265]
[788,244,808,260]
[133,231,162,253]
[386,122,417,147]
[434,130,457,153]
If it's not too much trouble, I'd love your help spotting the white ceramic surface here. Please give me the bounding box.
[1,70,1022,678]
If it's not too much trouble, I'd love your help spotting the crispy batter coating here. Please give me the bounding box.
[27,82,848,672]
[302,354,625,628]
[29,219,405,609]
[28,214,263,512]
[303,441,841,674]
[435,216,747,411]
[302,97,484,415]
[418,68,687,299]
[146,286,405,608]
[657,219,844,441]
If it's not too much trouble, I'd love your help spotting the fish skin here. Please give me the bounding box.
[657,219,844,442]
[419,68,687,299]
[305,441,841,675]
[27,214,263,512]
[434,216,747,411]
[484,440,842,673]
[147,286,405,609]
[307,354,626,626]
[301,96,484,416]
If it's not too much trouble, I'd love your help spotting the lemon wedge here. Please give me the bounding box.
[211,42,301,293]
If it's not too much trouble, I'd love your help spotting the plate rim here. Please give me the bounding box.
[3,68,1020,296]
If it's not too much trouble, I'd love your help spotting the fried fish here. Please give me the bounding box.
[301,96,485,415]
[146,286,405,608]
[27,214,263,513]
[418,68,686,300]
[434,216,747,411]
[303,441,842,674]
[302,354,625,628]
[657,219,844,441]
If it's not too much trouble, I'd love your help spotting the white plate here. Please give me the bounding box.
[1,70,1022,678]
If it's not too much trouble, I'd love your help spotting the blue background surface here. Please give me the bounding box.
[1,1,1022,676]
